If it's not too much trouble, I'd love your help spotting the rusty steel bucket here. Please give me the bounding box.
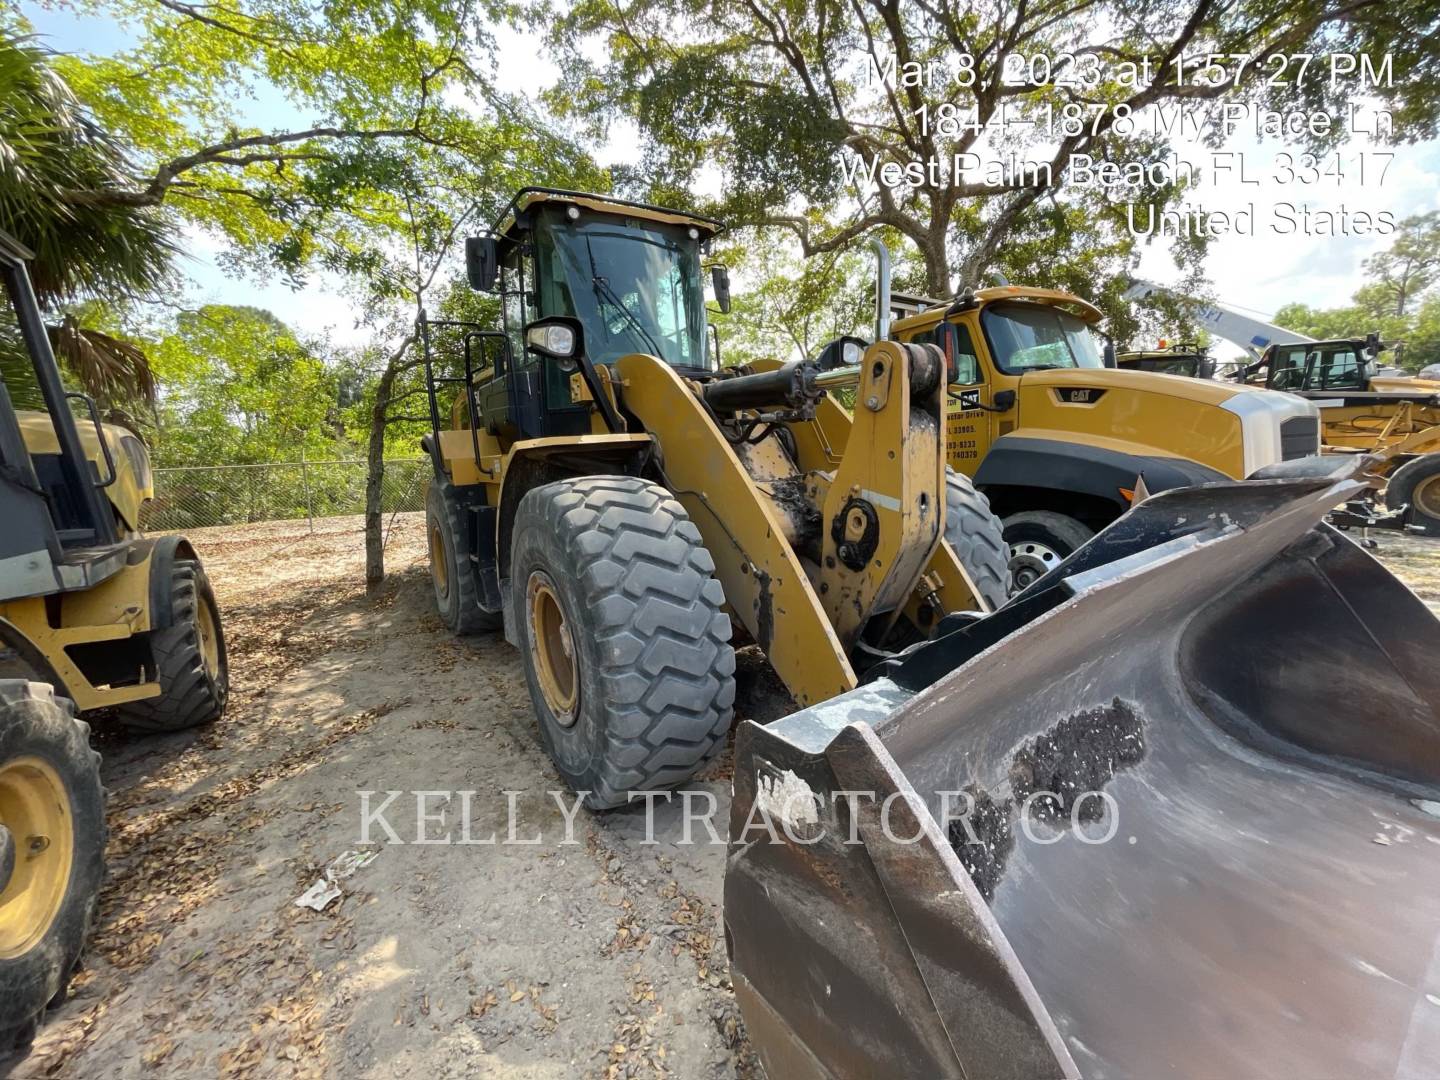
[724,457,1440,1079]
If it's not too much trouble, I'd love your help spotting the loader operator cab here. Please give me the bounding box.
[1116,342,1216,380]
[1261,338,1376,392]
[455,189,726,443]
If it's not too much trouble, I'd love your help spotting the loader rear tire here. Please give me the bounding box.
[1003,511,1094,593]
[116,558,228,732]
[1385,453,1440,537]
[0,682,105,1053]
[942,469,1009,610]
[510,476,736,809]
[427,480,503,634]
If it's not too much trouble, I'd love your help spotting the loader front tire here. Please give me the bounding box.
[427,480,503,634]
[0,682,105,1053]
[1385,453,1440,537]
[116,558,228,732]
[1003,511,1094,593]
[942,469,1009,609]
[510,476,736,809]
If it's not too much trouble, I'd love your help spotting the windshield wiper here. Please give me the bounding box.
[591,274,665,359]
[584,240,665,359]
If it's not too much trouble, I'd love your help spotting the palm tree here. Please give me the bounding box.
[0,31,173,407]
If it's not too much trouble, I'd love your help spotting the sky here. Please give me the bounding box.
[22,4,1440,359]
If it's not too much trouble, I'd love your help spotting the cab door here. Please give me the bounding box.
[941,320,995,476]
[904,318,997,477]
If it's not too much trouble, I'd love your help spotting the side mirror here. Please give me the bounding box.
[466,236,499,293]
[992,389,1017,411]
[939,323,962,383]
[524,316,583,361]
[710,265,732,314]
[1102,341,1117,369]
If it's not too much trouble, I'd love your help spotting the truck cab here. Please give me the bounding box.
[894,288,1321,587]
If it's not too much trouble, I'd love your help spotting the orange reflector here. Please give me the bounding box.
[1119,487,1135,502]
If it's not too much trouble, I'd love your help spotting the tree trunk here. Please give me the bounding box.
[364,362,400,586]
[922,241,951,300]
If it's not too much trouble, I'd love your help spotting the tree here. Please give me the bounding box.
[20,0,603,580]
[1273,219,1440,372]
[714,232,874,366]
[553,0,1438,308]
[0,30,173,407]
[147,305,341,468]
[1363,212,1440,318]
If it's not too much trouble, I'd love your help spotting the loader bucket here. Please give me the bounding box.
[724,457,1440,1080]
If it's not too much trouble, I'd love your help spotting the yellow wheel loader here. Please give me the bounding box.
[0,233,228,1049]
[888,289,1323,589]
[421,188,1007,806]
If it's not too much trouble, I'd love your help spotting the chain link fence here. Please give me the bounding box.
[141,458,430,533]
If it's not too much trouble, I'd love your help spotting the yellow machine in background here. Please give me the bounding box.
[1244,337,1440,535]
[889,289,1321,587]
[1,233,229,1050]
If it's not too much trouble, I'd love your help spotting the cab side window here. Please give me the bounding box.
[949,324,981,385]
[909,321,982,384]
[501,251,526,365]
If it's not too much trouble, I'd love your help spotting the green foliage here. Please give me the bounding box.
[147,304,343,466]
[551,0,1436,305]
[0,28,175,405]
[1273,216,1440,372]
[713,232,872,366]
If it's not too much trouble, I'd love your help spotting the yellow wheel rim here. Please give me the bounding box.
[527,571,578,725]
[1413,473,1440,519]
[429,523,450,600]
[197,592,221,681]
[0,757,74,960]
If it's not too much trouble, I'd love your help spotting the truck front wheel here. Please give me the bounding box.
[1002,511,1095,593]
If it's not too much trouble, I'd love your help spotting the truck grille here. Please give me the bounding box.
[1281,416,1320,460]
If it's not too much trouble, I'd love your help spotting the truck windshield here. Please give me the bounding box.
[982,301,1104,374]
[538,216,708,370]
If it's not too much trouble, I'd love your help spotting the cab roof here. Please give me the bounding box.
[491,187,725,245]
[891,285,1105,336]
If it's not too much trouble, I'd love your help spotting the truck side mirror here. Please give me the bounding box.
[992,389,1017,411]
[710,265,732,314]
[466,236,499,293]
[1103,341,1117,368]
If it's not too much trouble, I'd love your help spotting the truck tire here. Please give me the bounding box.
[1385,453,1440,537]
[942,469,1009,610]
[1003,511,1095,593]
[510,476,736,809]
[116,558,228,732]
[0,681,105,1053]
[427,480,503,634]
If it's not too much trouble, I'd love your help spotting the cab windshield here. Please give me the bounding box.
[982,301,1104,374]
[1268,341,1367,391]
[537,214,708,370]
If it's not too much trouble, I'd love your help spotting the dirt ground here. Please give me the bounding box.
[6,516,1440,1079]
